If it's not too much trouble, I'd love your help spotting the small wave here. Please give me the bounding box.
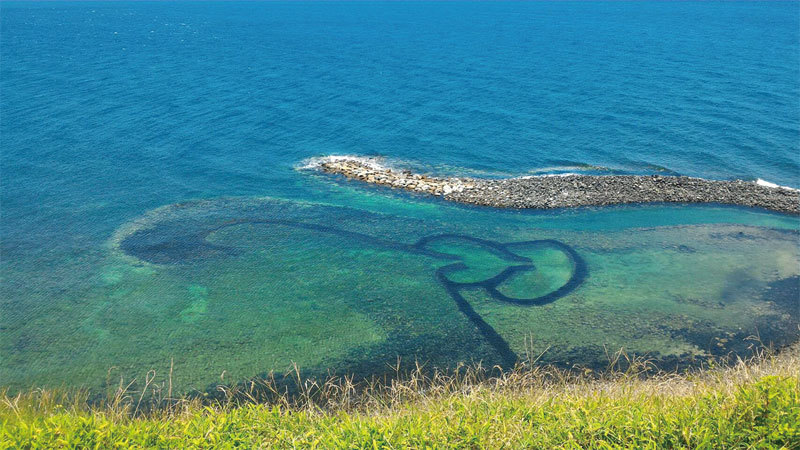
[641,164,681,176]
[527,166,611,175]
[297,155,389,171]
[516,173,582,180]
[423,164,513,178]
[299,155,507,178]
[528,160,617,175]
[756,179,799,192]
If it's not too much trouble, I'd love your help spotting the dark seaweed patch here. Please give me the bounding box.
[120,227,238,264]
[763,276,800,316]
[664,276,800,361]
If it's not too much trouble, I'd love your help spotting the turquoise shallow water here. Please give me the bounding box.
[1,1,799,393]
[3,192,798,393]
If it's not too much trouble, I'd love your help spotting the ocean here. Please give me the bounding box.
[1,1,798,393]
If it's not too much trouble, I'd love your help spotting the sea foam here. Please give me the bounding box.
[756,179,799,192]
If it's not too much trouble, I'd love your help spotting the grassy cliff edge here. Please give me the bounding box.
[2,348,798,449]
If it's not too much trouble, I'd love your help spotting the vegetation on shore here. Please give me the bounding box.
[2,348,798,449]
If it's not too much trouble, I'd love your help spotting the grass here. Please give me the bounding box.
[1,347,799,449]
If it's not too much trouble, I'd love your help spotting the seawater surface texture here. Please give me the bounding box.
[1,1,799,393]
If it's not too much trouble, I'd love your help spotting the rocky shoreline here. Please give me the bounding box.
[316,158,799,215]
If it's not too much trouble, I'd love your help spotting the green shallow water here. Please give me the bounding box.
[1,195,798,394]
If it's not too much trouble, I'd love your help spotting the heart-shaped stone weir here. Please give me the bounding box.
[119,216,587,366]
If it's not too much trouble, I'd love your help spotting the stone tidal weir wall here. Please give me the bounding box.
[317,157,799,214]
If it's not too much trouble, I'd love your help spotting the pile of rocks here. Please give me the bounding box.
[319,158,477,196]
[318,158,799,215]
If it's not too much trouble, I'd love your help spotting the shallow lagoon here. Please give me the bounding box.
[2,186,797,394]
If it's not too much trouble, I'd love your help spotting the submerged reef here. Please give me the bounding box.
[119,215,586,367]
[313,157,799,214]
[110,197,799,372]
[66,196,797,394]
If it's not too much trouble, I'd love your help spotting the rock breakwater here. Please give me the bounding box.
[315,157,799,214]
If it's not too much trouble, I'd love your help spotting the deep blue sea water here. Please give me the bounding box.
[1,1,799,392]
